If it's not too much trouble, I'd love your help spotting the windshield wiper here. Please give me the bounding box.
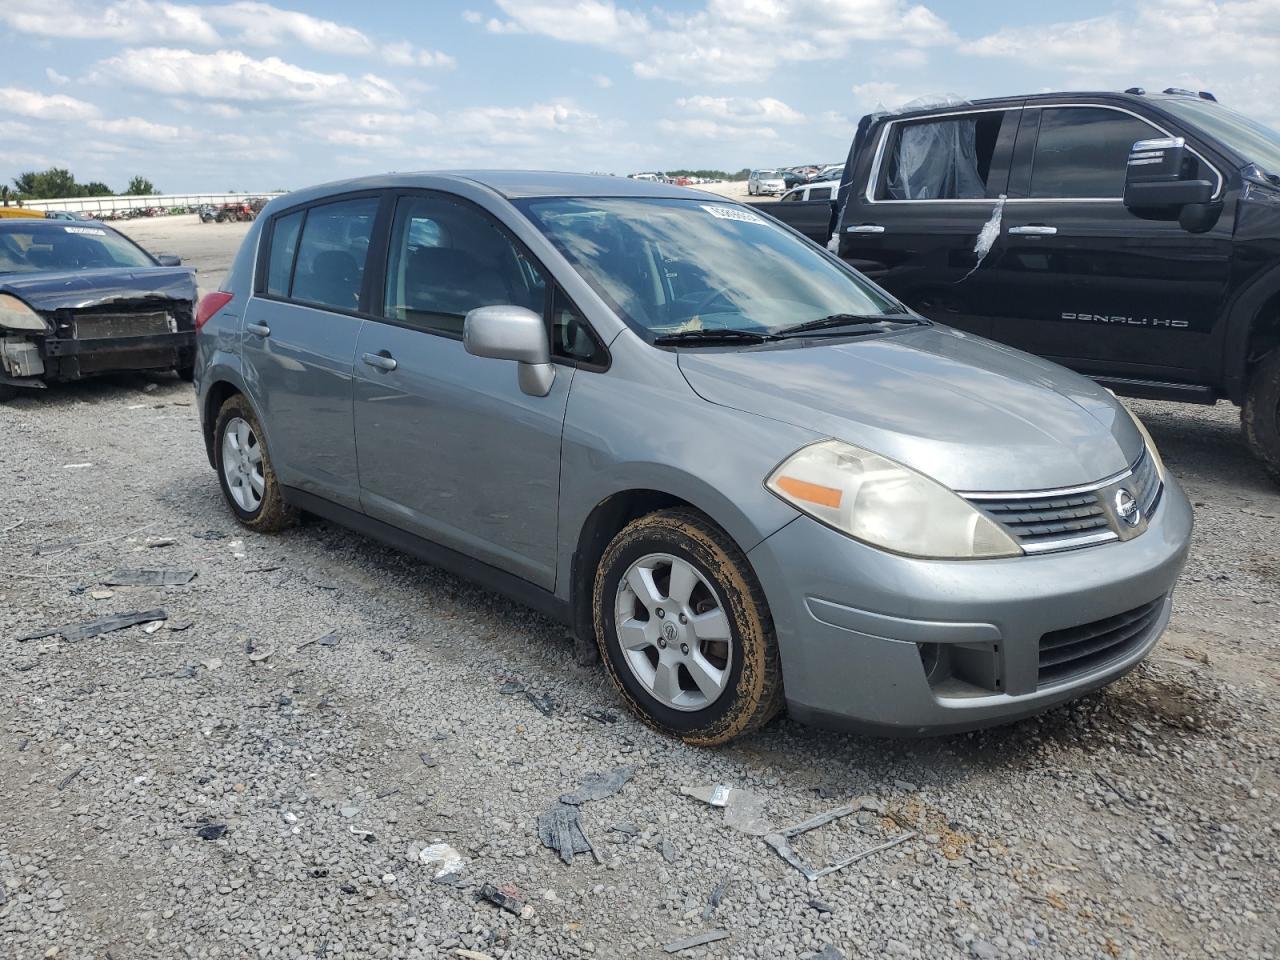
[652,328,777,346]
[774,313,921,337]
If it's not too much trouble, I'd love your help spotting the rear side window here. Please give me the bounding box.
[882,111,1007,200]
[1029,108,1158,198]
[383,195,545,337]
[289,197,378,312]
[265,210,303,296]
[809,187,832,201]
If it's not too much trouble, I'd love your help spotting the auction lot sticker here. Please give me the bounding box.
[64,226,107,236]
[700,205,766,225]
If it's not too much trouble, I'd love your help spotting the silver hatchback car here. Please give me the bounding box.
[193,172,1192,745]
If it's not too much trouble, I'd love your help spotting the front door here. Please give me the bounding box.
[240,194,382,510]
[839,106,1020,338]
[994,104,1233,383]
[353,193,573,589]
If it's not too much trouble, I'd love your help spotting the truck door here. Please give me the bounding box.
[995,103,1233,386]
[837,106,1020,338]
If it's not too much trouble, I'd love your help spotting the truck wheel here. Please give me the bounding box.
[1243,347,1280,486]
[213,395,298,532]
[593,508,784,746]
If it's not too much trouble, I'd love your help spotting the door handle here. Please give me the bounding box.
[246,322,270,337]
[847,224,885,234]
[362,351,398,372]
[1008,225,1058,236]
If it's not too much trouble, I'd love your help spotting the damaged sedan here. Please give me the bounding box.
[0,219,197,400]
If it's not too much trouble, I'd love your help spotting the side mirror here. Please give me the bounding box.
[155,254,182,266]
[463,304,555,397]
[1124,137,1213,211]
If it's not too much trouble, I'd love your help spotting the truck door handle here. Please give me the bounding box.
[246,322,270,337]
[362,351,398,372]
[847,224,885,234]
[1008,225,1058,236]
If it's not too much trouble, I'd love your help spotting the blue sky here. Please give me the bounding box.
[2,0,1277,193]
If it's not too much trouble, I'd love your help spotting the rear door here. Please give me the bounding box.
[240,193,384,510]
[353,192,598,589]
[994,103,1233,382]
[838,105,1021,337]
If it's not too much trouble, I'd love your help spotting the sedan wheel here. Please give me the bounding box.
[213,394,297,532]
[221,416,265,513]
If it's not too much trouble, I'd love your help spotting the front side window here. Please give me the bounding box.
[265,210,303,296]
[517,197,901,338]
[883,111,1006,200]
[289,197,378,311]
[383,195,545,337]
[1029,108,1158,199]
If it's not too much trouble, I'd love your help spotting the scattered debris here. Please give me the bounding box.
[659,837,677,863]
[681,783,773,836]
[560,767,635,805]
[808,898,833,914]
[339,806,360,818]
[62,462,94,470]
[104,568,196,587]
[525,691,555,716]
[454,950,497,960]
[582,709,618,724]
[228,539,246,559]
[297,630,339,651]
[89,589,114,600]
[29,609,169,643]
[375,648,394,662]
[610,821,640,837]
[807,946,846,960]
[166,620,194,632]
[763,804,918,881]
[417,842,466,879]
[479,882,526,916]
[703,873,732,920]
[499,681,527,695]
[537,802,597,865]
[663,930,729,953]
[419,752,438,768]
[246,564,281,574]
[146,537,177,548]
[143,620,163,635]
[192,530,227,541]
[196,823,226,841]
[57,766,85,791]
[247,649,272,664]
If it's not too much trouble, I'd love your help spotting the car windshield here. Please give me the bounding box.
[1160,98,1280,176]
[757,170,780,178]
[0,224,155,275]
[517,197,903,337]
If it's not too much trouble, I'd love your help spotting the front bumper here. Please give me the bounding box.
[747,473,1193,735]
[40,330,195,379]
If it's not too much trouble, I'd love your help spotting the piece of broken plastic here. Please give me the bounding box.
[560,767,634,805]
[35,608,169,643]
[680,784,773,836]
[418,842,465,879]
[104,568,196,586]
[537,801,596,865]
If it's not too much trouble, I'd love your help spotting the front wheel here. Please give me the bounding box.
[593,508,783,745]
[1243,347,1280,487]
[213,395,297,532]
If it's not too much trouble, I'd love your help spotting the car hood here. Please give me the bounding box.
[676,325,1143,492]
[0,267,197,313]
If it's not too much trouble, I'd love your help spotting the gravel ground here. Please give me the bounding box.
[1,221,1278,960]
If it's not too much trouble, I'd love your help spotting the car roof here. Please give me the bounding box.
[870,89,1209,122]
[278,170,711,205]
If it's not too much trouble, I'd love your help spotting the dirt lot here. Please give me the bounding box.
[1,217,1277,960]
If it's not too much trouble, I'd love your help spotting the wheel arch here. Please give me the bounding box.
[1222,264,1280,404]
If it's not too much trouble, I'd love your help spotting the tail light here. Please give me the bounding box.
[195,291,234,330]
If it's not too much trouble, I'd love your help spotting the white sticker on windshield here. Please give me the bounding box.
[700,204,765,226]
[64,226,106,236]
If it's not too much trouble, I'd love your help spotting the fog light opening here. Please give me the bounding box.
[917,642,947,684]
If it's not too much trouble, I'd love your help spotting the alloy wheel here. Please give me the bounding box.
[221,416,265,513]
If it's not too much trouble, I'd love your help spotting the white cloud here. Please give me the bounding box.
[658,118,779,141]
[382,41,456,69]
[88,117,191,141]
[447,100,610,147]
[93,48,405,108]
[0,0,219,44]
[44,68,70,85]
[0,121,38,141]
[0,87,99,120]
[483,0,951,83]
[676,96,804,124]
[208,1,372,54]
[850,81,925,113]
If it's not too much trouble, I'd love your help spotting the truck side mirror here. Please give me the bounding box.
[1123,137,1213,211]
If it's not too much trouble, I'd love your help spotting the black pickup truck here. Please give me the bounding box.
[759,89,1280,484]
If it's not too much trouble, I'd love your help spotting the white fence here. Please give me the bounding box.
[13,192,286,214]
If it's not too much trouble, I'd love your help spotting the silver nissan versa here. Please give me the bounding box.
[193,172,1192,745]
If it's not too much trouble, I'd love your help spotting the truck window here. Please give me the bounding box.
[808,187,832,201]
[1028,107,1158,199]
[882,111,1005,200]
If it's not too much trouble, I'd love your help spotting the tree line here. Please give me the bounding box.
[3,168,160,203]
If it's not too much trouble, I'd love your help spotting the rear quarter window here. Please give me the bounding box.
[265,211,303,297]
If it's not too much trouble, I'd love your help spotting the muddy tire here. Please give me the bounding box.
[593,508,783,746]
[1243,347,1280,487]
[213,394,297,532]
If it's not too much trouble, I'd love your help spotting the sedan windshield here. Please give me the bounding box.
[1160,98,1280,177]
[517,197,904,338]
[0,224,155,275]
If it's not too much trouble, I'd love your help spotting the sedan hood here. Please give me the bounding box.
[0,267,196,312]
[677,325,1143,492]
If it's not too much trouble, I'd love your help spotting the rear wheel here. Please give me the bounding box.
[1243,347,1280,487]
[593,508,783,745]
[213,395,297,532]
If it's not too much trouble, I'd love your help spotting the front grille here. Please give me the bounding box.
[74,311,175,340]
[1038,596,1165,686]
[966,448,1164,554]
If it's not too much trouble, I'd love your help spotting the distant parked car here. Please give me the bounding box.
[43,210,84,221]
[747,169,786,196]
[0,219,196,399]
[193,171,1191,744]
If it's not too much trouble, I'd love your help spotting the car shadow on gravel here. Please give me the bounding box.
[2,371,190,409]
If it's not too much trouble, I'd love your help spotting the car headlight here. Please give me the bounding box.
[766,440,1022,559]
[0,294,46,332]
[1123,406,1165,479]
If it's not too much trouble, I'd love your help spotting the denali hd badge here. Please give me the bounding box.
[1115,489,1141,527]
[1062,311,1189,329]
